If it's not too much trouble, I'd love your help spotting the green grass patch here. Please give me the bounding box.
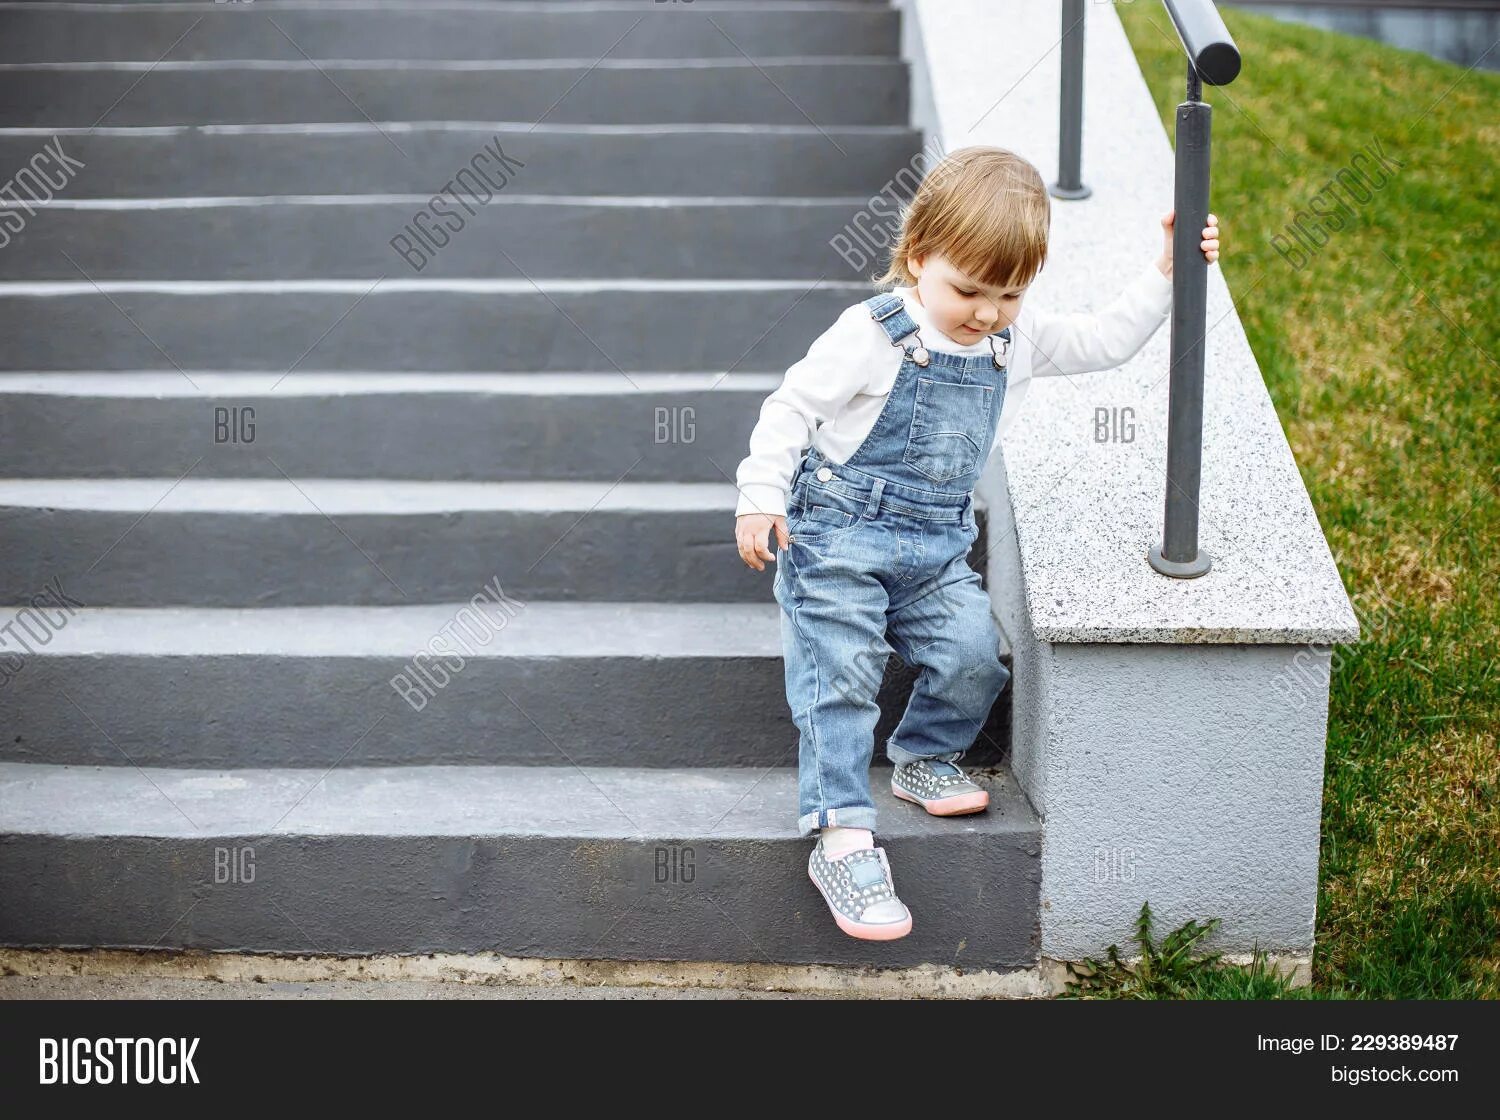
[1117,4,1498,999]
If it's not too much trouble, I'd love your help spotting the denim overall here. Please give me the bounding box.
[774,292,1014,838]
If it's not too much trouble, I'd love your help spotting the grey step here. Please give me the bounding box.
[9,0,892,4]
[1,198,883,281]
[0,761,1040,968]
[0,124,920,197]
[11,0,891,4]
[11,0,892,5]
[0,604,1011,768]
[0,5,900,63]
[0,373,780,480]
[0,283,866,371]
[0,59,908,127]
[0,478,771,604]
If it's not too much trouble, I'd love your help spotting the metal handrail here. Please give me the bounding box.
[1148,0,1239,579]
[1053,1,1240,579]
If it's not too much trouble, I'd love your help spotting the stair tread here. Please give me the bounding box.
[0,478,744,511]
[0,761,1039,839]
[0,601,784,656]
[0,127,921,201]
[0,372,783,396]
[0,3,901,66]
[0,194,876,207]
[1,56,904,73]
[1,121,915,136]
[0,278,868,294]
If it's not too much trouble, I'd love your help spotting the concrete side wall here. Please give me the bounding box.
[988,452,1333,954]
[1038,641,1332,956]
[892,0,940,150]
[981,450,1052,817]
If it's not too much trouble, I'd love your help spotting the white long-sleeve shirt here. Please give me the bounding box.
[734,259,1175,519]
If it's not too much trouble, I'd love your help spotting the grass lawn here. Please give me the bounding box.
[1112,5,1498,998]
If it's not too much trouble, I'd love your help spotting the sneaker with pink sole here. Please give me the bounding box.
[891,759,990,816]
[807,836,912,941]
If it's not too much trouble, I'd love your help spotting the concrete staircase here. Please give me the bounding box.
[0,0,1039,969]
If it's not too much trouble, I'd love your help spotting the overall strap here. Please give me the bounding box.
[865,292,1016,369]
[863,292,920,345]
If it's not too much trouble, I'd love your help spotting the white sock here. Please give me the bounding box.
[820,826,874,858]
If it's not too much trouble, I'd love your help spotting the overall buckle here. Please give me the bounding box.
[893,330,931,367]
[988,329,1011,370]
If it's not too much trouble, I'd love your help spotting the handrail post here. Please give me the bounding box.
[1051,0,1090,200]
[1148,1,1240,579]
[1148,58,1214,578]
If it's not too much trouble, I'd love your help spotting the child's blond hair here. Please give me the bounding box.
[876,146,1051,292]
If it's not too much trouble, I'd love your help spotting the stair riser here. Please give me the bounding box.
[0,8,899,63]
[8,0,893,4]
[0,504,994,610]
[0,289,862,371]
[0,64,908,127]
[0,505,777,603]
[0,386,770,479]
[0,832,1038,968]
[0,129,920,198]
[0,654,1009,768]
[3,202,893,280]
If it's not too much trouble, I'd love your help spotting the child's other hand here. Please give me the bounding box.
[736,512,789,571]
[1155,210,1221,279]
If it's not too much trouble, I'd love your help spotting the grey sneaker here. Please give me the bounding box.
[807,837,912,941]
[891,759,990,816]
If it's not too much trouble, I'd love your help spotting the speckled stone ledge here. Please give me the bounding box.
[908,0,1359,645]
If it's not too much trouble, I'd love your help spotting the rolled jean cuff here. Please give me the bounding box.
[884,737,967,768]
[797,804,879,838]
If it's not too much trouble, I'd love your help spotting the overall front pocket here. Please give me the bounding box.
[789,501,857,541]
[903,377,994,483]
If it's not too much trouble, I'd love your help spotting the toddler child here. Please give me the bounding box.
[733,146,1221,941]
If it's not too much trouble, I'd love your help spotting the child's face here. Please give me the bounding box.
[907,252,1029,344]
